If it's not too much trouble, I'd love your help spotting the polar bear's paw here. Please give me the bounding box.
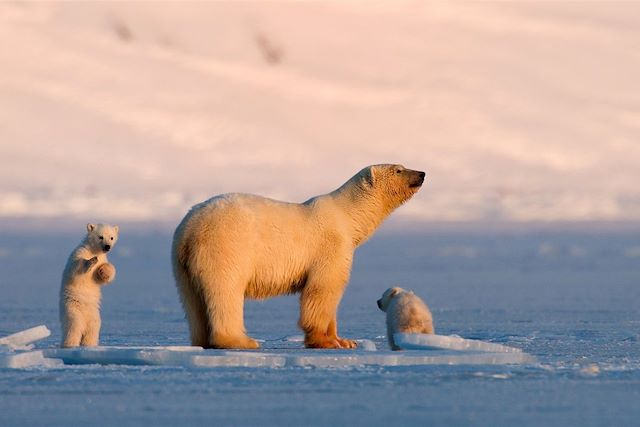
[336,337,358,349]
[305,333,358,349]
[94,262,116,284]
[209,334,260,350]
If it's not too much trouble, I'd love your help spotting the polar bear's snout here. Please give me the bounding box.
[103,244,111,252]
[409,170,426,188]
[376,299,383,310]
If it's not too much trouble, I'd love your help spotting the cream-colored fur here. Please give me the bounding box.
[60,223,119,348]
[173,164,425,349]
[377,286,435,350]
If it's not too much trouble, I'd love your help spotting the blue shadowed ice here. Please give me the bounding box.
[1,228,639,426]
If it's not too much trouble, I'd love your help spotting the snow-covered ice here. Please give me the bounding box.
[394,333,525,353]
[39,344,532,369]
[0,325,59,368]
[0,350,62,369]
[43,346,204,367]
[1,227,639,426]
[0,325,50,350]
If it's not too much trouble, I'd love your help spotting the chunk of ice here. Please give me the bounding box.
[356,339,377,352]
[44,346,204,366]
[0,325,51,350]
[394,333,525,353]
[0,350,63,369]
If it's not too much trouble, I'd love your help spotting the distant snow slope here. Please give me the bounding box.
[1,1,639,224]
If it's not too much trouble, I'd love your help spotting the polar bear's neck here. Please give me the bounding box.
[329,184,395,247]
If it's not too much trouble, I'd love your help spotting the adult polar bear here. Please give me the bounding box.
[172,164,425,349]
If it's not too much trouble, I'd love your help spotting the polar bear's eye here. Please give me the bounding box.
[110,237,114,241]
[99,236,104,240]
[395,169,402,174]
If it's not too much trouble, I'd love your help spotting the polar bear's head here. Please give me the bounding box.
[86,223,119,253]
[361,164,425,208]
[377,286,406,311]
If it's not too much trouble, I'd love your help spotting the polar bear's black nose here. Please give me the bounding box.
[104,244,111,252]
[409,170,426,188]
[376,299,382,309]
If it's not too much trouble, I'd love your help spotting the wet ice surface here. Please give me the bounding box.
[1,227,639,426]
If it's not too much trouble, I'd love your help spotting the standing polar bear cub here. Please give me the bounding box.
[60,223,119,348]
[173,164,425,349]
[377,287,435,350]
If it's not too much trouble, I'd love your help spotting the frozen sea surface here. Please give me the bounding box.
[1,226,639,426]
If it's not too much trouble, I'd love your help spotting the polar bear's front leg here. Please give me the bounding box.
[299,261,357,349]
[75,256,98,274]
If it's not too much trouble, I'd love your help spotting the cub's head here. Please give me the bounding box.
[86,223,119,253]
[360,164,425,207]
[377,286,406,312]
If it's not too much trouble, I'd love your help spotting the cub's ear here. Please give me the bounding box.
[87,223,96,233]
[114,225,119,234]
[389,287,403,297]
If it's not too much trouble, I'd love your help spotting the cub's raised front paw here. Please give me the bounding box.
[95,262,116,284]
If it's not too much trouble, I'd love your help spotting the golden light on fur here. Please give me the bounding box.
[59,223,119,348]
[172,164,425,350]
[94,263,116,284]
[377,286,434,351]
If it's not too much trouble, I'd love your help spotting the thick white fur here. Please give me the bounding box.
[173,164,425,349]
[59,223,119,348]
[377,286,435,350]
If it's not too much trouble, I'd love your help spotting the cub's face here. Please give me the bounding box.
[367,164,426,206]
[377,286,405,312]
[86,223,119,253]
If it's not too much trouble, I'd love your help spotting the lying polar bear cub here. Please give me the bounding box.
[377,287,434,350]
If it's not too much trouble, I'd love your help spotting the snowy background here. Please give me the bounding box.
[1,2,640,426]
[1,1,640,225]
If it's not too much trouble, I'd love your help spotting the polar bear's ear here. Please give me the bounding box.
[114,225,119,234]
[363,166,376,188]
[87,223,96,233]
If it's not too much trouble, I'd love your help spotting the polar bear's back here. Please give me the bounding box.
[173,193,330,299]
[177,193,314,245]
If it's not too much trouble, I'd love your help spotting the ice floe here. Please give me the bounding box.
[1,326,535,369]
[43,345,534,368]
